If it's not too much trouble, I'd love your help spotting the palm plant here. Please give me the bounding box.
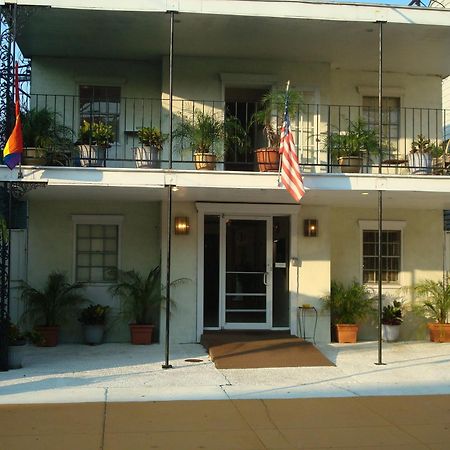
[21,272,88,327]
[109,265,183,325]
[251,88,303,148]
[327,119,379,159]
[414,279,450,324]
[322,280,375,324]
[174,110,224,155]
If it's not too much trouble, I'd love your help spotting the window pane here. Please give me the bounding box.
[363,229,401,284]
[75,224,119,283]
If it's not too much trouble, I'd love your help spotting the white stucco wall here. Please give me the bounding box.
[26,199,161,343]
[330,207,444,340]
[297,206,331,343]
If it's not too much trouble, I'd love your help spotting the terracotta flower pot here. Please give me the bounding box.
[35,326,59,347]
[255,147,279,172]
[129,324,154,345]
[337,156,363,173]
[427,323,450,342]
[194,152,216,170]
[335,324,358,343]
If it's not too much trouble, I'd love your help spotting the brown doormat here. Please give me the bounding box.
[201,331,334,369]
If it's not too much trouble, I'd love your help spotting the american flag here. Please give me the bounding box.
[279,93,305,203]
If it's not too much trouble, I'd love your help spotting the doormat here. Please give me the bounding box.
[200,331,334,369]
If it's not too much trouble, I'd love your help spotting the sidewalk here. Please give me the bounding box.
[1,341,450,449]
[1,341,450,403]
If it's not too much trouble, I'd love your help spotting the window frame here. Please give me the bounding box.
[78,84,122,145]
[358,220,406,287]
[72,215,123,285]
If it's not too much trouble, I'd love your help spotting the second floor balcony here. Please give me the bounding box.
[11,93,450,177]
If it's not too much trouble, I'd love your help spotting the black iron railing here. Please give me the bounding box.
[15,94,450,175]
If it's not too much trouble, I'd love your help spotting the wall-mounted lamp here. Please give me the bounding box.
[174,217,190,235]
[304,219,318,237]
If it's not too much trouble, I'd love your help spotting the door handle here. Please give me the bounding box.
[263,272,268,286]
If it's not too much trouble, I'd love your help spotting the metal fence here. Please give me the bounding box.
[19,94,450,174]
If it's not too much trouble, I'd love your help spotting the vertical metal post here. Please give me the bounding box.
[162,10,175,369]
[377,21,384,175]
[375,21,386,366]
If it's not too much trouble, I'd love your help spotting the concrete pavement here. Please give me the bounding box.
[1,341,450,449]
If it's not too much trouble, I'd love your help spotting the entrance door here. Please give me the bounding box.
[222,216,272,328]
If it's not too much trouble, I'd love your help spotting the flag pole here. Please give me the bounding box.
[277,80,290,186]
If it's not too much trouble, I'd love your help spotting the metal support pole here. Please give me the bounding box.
[375,20,386,366]
[377,21,385,175]
[375,190,385,365]
[162,10,175,370]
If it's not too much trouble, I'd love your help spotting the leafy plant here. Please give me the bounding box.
[322,280,375,324]
[8,323,26,346]
[413,279,450,324]
[410,134,442,158]
[174,110,224,155]
[137,127,166,150]
[327,119,379,159]
[21,272,89,327]
[251,87,303,148]
[79,120,114,147]
[109,265,184,325]
[78,304,110,326]
[22,108,74,153]
[382,300,403,325]
[224,115,251,160]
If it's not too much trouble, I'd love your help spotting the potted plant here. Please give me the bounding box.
[21,272,89,346]
[408,134,441,175]
[251,87,302,172]
[322,280,375,343]
[77,120,114,167]
[78,304,110,345]
[134,126,166,169]
[327,119,379,173]
[381,300,403,342]
[174,110,224,170]
[413,278,450,342]
[22,108,74,166]
[8,322,27,369]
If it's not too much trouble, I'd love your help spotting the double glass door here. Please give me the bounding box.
[222,217,272,328]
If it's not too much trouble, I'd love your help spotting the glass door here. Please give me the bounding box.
[222,217,272,328]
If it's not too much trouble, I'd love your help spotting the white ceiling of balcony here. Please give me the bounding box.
[16,7,450,77]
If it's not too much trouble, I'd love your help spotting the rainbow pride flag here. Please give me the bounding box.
[3,63,23,170]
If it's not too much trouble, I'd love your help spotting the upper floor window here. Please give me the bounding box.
[362,96,400,157]
[79,85,121,142]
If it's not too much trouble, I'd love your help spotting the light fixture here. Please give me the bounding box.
[174,216,190,235]
[304,219,318,237]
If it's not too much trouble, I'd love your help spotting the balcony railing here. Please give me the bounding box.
[14,94,450,175]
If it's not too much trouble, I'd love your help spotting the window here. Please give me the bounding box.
[362,96,400,157]
[75,224,119,283]
[362,230,401,283]
[79,85,121,142]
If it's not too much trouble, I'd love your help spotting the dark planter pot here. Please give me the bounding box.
[130,324,154,345]
[83,325,105,345]
[255,147,279,172]
[22,147,46,166]
[35,326,59,347]
[8,342,26,369]
[335,324,358,343]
